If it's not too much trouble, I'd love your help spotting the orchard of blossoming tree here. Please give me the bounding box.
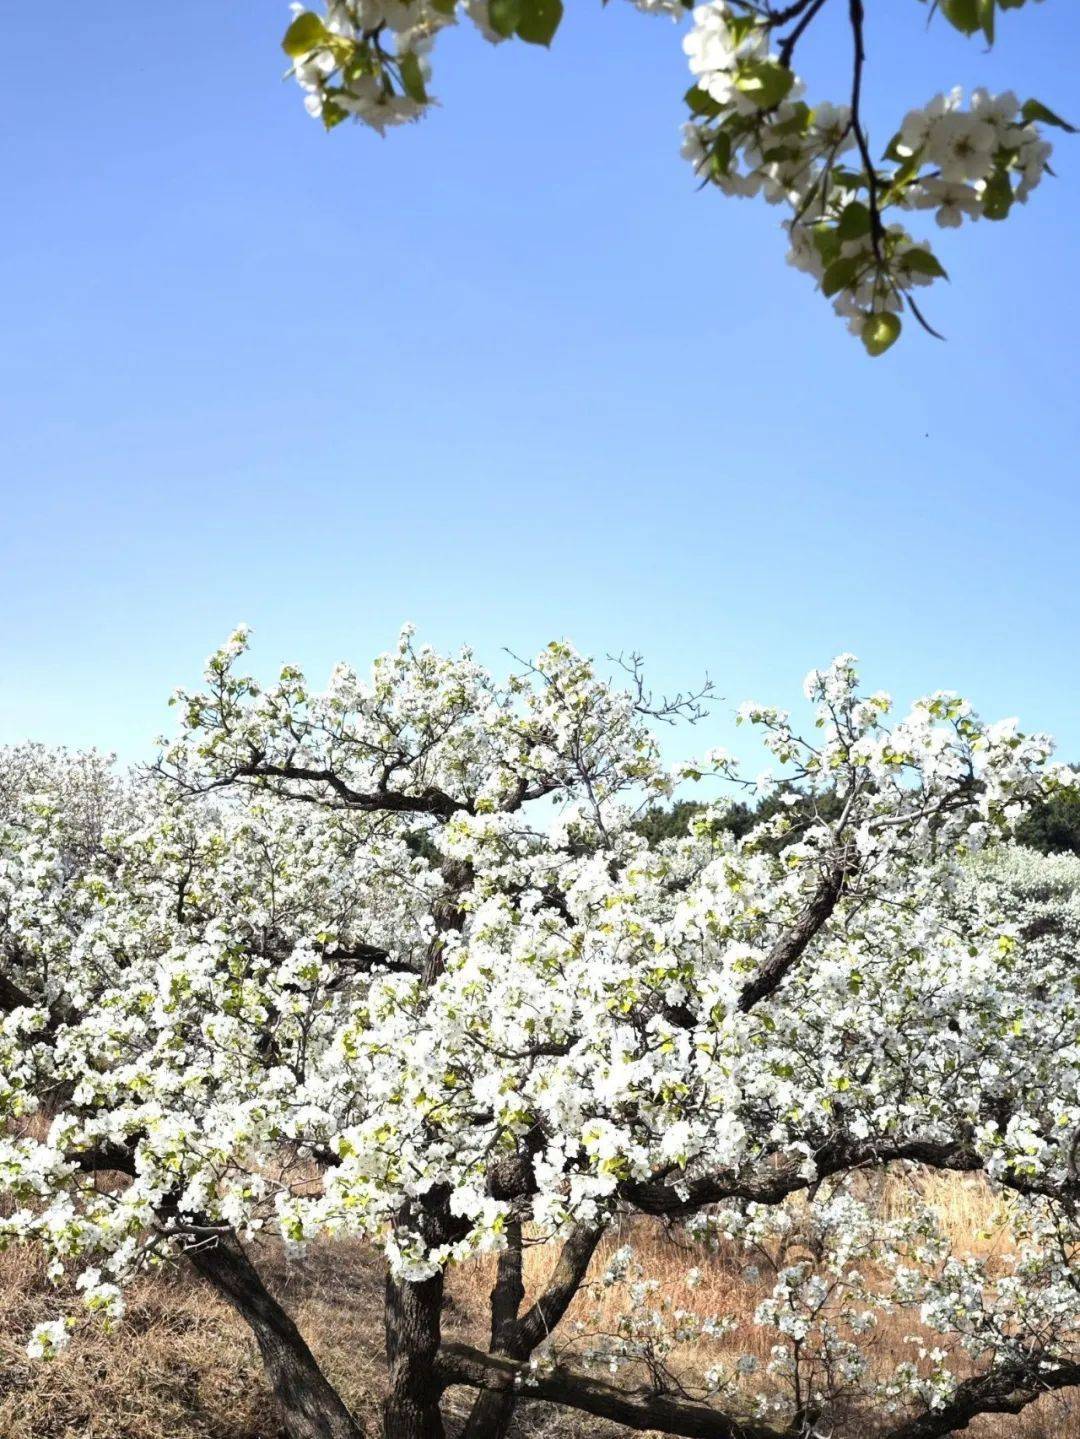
[2,630,1080,1439]
[277,0,1073,356]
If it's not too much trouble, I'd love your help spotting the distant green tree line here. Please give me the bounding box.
[636,775,1080,857]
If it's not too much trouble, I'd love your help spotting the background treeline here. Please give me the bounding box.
[634,776,1080,855]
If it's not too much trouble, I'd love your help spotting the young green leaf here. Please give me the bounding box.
[685,85,724,119]
[822,256,860,298]
[836,201,872,239]
[282,11,329,57]
[1021,98,1077,133]
[322,98,348,130]
[489,0,524,39]
[940,0,981,35]
[812,223,842,266]
[734,60,795,111]
[903,248,948,279]
[398,52,428,104]
[861,311,902,357]
[709,131,733,178]
[516,0,563,47]
[982,168,1014,220]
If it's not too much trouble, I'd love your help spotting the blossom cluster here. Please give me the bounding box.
[280,0,1069,352]
[1,631,1079,1430]
[281,0,568,135]
[680,3,1063,353]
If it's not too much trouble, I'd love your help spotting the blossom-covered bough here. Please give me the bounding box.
[2,633,1079,1439]
[279,0,1072,355]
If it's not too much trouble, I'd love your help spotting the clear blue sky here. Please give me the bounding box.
[2,1,1077,766]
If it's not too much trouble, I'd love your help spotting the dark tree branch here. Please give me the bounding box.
[513,1221,606,1356]
[490,1223,526,1351]
[67,1143,139,1178]
[778,0,830,68]
[622,1134,984,1217]
[0,969,37,1013]
[165,757,472,820]
[183,1230,363,1439]
[442,1340,1080,1439]
[884,1359,1080,1439]
[847,0,885,264]
[0,965,80,1040]
[738,858,850,1012]
[766,0,830,26]
[321,942,420,980]
[436,1342,793,1439]
[459,1221,527,1439]
[385,1268,447,1439]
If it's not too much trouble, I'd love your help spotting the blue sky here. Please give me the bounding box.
[2,1,1077,767]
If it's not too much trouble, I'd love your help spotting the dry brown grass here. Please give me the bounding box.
[0,1176,1077,1438]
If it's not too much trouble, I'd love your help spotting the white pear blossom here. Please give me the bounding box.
[275,0,1069,352]
[2,636,1079,1439]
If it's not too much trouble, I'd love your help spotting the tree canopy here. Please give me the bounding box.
[278,0,1072,354]
[2,633,1080,1439]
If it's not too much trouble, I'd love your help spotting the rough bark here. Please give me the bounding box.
[185,1233,363,1439]
[459,1222,526,1439]
[437,1342,791,1439]
[488,1224,527,1351]
[738,858,849,1012]
[384,846,470,1431]
[443,1343,1080,1439]
[383,1269,447,1439]
[883,1359,1080,1439]
[458,1381,518,1439]
[514,1221,604,1355]
[621,1133,985,1217]
[460,1220,606,1439]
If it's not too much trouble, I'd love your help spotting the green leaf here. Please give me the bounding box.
[344,47,375,81]
[398,51,428,104]
[882,131,906,162]
[1021,98,1077,133]
[836,201,871,239]
[760,144,803,163]
[733,59,795,111]
[861,312,902,357]
[822,256,860,297]
[684,85,724,119]
[812,223,842,266]
[903,248,948,279]
[282,12,329,57]
[982,167,1014,220]
[709,131,732,178]
[940,0,981,34]
[321,98,348,130]
[979,0,995,44]
[888,151,923,191]
[488,0,523,38]
[726,14,759,45]
[516,0,563,46]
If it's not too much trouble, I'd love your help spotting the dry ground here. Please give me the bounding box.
[1,1175,1077,1439]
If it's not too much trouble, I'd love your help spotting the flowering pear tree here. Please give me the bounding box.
[279,0,1072,355]
[2,631,1080,1439]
